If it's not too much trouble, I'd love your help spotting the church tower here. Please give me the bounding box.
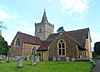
[35,10,54,41]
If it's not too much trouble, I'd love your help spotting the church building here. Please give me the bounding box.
[9,10,92,61]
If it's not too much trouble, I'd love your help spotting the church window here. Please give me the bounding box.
[58,39,66,56]
[15,38,20,47]
[62,43,65,48]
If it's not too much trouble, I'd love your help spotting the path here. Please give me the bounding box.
[92,60,100,72]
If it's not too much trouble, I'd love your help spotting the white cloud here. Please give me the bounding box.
[0,9,20,20]
[60,0,89,16]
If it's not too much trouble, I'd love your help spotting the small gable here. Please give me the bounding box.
[37,28,90,51]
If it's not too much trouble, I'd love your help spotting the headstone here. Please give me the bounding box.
[6,56,10,63]
[71,58,75,61]
[31,47,37,65]
[57,57,61,61]
[14,56,20,61]
[0,55,2,63]
[35,56,39,62]
[17,56,24,68]
[27,55,30,60]
[66,57,69,61]
[80,55,82,59]
[53,57,56,61]
[31,55,36,65]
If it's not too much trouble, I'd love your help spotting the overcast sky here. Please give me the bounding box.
[0,0,100,49]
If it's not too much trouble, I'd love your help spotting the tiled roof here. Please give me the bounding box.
[66,28,89,47]
[38,33,59,51]
[37,28,90,51]
[17,32,41,45]
[38,40,52,51]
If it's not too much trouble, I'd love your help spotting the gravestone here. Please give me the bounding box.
[6,56,10,63]
[31,55,36,65]
[31,48,37,65]
[71,58,75,61]
[66,57,69,61]
[79,55,82,59]
[0,55,2,63]
[57,57,61,61]
[27,55,30,60]
[53,57,56,61]
[35,56,39,62]
[17,56,24,68]
[14,56,20,61]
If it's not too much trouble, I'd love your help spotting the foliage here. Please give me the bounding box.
[0,34,9,55]
[34,52,40,56]
[0,21,6,34]
[57,27,65,33]
[94,42,100,55]
[0,60,92,72]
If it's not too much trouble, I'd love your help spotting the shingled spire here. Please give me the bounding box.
[41,9,48,23]
[35,10,54,41]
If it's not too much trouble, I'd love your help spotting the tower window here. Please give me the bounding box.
[15,38,20,47]
[57,39,66,56]
[38,28,42,33]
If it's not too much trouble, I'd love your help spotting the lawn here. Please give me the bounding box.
[0,60,92,72]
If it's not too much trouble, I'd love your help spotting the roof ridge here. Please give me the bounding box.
[66,28,89,32]
[16,31,41,45]
[17,31,38,38]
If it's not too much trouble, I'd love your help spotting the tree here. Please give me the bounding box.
[0,21,8,55]
[57,27,65,33]
[0,21,6,34]
[94,42,100,55]
[0,34,9,55]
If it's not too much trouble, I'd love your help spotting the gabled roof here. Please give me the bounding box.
[38,40,52,51]
[37,28,90,51]
[66,28,89,47]
[13,32,41,45]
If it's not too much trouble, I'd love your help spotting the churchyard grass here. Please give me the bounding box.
[0,60,92,72]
